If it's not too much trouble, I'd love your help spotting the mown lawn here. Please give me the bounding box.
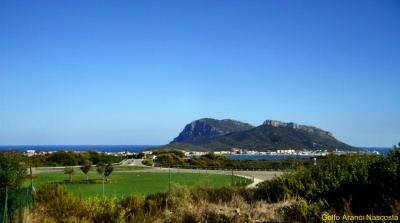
[28,170,251,199]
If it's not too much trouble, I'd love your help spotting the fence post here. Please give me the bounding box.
[2,185,8,223]
[166,168,171,211]
[169,168,171,194]
[231,169,234,186]
[19,187,22,223]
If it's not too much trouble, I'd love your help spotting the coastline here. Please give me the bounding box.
[0,145,392,161]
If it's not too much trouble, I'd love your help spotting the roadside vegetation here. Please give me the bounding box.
[1,143,399,222]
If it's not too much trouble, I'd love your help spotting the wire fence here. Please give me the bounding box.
[0,183,34,223]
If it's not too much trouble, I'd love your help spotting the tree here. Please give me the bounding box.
[64,167,75,182]
[0,152,26,222]
[202,152,216,160]
[88,151,100,164]
[392,142,400,150]
[0,152,26,189]
[80,160,92,180]
[96,162,105,175]
[104,163,114,181]
[48,151,77,166]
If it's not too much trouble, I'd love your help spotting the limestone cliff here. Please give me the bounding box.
[171,118,254,144]
[159,118,359,151]
[263,120,333,137]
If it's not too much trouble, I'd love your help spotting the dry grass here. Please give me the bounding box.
[21,183,298,223]
[162,184,297,223]
[167,195,295,223]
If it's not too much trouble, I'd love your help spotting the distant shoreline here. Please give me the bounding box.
[0,145,391,151]
[0,146,392,161]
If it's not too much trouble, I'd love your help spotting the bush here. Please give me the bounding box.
[256,149,400,220]
[85,197,127,223]
[281,198,326,223]
[34,184,86,221]
[32,184,131,223]
[119,195,147,222]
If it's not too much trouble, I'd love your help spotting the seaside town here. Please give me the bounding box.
[22,147,375,158]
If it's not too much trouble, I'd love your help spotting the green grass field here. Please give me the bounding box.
[28,170,251,199]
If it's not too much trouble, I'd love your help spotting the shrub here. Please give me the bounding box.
[119,195,147,222]
[33,184,86,221]
[256,149,400,220]
[85,197,127,223]
[33,184,131,223]
[144,191,169,216]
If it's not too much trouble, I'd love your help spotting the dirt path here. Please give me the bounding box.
[133,159,146,166]
[233,170,283,188]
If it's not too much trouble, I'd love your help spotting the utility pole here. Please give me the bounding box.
[2,185,8,223]
[29,165,35,205]
[169,168,171,194]
[231,168,234,186]
[102,174,105,199]
[167,168,172,211]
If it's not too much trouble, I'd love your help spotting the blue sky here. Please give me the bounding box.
[1,0,399,147]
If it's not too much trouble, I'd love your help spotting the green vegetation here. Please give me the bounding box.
[29,143,398,223]
[96,161,105,175]
[64,166,75,182]
[254,143,400,222]
[23,150,123,167]
[2,143,399,222]
[103,163,114,181]
[0,152,26,190]
[28,171,249,199]
[29,183,260,223]
[0,152,28,223]
[147,150,312,170]
[80,160,93,180]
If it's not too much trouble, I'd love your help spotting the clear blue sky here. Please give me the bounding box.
[1,0,399,147]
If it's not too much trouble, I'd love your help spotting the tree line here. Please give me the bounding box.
[22,150,123,167]
[146,149,316,170]
[64,161,114,182]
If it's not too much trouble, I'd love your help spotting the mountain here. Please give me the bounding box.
[171,118,255,144]
[203,120,357,151]
[156,118,359,151]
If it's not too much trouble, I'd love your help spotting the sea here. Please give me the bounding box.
[0,145,157,153]
[0,145,393,160]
